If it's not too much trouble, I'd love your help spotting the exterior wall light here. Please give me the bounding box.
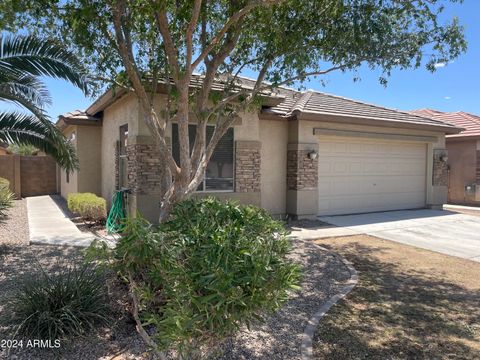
[308,150,318,160]
[440,154,448,163]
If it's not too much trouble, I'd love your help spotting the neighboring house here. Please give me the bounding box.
[412,109,480,205]
[58,79,460,222]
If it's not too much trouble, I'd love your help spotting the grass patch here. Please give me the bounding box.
[313,235,480,359]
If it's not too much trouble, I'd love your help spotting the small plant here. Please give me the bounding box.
[91,197,301,359]
[0,177,9,190]
[9,262,110,341]
[7,143,38,155]
[67,193,107,222]
[0,177,13,217]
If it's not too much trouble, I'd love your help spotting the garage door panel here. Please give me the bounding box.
[320,159,426,176]
[319,175,426,196]
[319,192,426,215]
[318,137,427,215]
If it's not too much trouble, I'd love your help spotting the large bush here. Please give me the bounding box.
[67,192,107,222]
[0,177,13,217]
[90,197,301,358]
[8,262,109,340]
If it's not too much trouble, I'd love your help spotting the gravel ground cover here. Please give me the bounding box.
[219,240,351,360]
[1,201,352,360]
[0,245,151,360]
[0,199,29,245]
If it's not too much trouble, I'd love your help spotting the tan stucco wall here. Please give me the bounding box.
[260,119,288,215]
[101,94,140,206]
[288,119,449,216]
[60,126,78,198]
[76,126,102,195]
[446,139,478,205]
[60,125,102,199]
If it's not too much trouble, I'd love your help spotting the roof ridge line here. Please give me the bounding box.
[288,91,314,114]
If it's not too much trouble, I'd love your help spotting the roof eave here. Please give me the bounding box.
[86,83,285,115]
[296,111,463,134]
[56,117,102,131]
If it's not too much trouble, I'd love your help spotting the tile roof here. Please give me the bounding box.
[59,110,100,121]
[264,90,460,131]
[410,109,480,138]
[71,75,461,134]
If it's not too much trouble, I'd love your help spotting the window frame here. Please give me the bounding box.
[171,123,235,193]
[118,124,129,189]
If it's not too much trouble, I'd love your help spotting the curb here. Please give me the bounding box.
[300,245,359,360]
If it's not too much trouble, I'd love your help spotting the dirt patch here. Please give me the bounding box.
[0,199,29,245]
[445,207,480,218]
[288,218,331,230]
[312,235,480,359]
[0,244,151,360]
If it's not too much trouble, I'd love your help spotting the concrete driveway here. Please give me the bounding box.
[319,209,480,263]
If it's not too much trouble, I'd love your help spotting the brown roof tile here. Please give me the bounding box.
[265,90,460,132]
[410,109,480,138]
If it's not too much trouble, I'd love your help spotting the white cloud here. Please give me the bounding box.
[444,96,451,100]
[434,62,446,68]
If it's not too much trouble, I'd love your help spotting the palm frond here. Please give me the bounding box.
[0,111,79,172]
[0,74,51,117]
[0,34,88,94]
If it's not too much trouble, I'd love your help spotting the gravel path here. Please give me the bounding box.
[0,199,29,245]
[219,240,352,360]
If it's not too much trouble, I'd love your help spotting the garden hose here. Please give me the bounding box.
[106,190,126,233]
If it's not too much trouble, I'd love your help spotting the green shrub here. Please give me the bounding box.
[9,262,109,340]
[91,197,301,358]
[67,193,107,222]
[0,177,13,217]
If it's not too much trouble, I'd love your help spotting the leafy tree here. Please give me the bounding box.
[10,0,466,220]
[0,34,88,171]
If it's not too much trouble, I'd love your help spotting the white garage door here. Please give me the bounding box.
[317,137,427,216]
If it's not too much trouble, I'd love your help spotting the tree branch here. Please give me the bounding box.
[191,0,281,70]
[185,0,203,72]
[111,0,179,176]
[154,5,180,80]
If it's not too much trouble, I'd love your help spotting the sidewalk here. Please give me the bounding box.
[27,195,96,247]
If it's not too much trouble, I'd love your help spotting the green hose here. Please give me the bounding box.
[106,190,126,233]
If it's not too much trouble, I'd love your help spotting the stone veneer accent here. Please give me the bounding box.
[114,141,120,190]
[477,150,480,184]
[287,146,318,190]
[127,142,163,195]
[235,141,261,193]
[433,149,449,187]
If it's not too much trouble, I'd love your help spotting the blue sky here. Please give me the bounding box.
[15,0,480,120]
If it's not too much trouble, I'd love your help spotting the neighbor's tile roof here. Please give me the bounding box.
[265,90,459,130]
[410,109,480,138]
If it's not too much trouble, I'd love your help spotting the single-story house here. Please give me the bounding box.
[57,79,460,222]
[411,109,480,205]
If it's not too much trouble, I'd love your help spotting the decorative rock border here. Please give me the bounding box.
[300,246,359,360]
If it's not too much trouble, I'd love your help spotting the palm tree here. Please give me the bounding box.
[0,34,88,172]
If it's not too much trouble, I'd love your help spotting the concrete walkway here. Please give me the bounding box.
[319,209,480,263]
[27,195,96,247]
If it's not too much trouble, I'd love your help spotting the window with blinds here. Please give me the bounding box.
[172,124,234,192]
